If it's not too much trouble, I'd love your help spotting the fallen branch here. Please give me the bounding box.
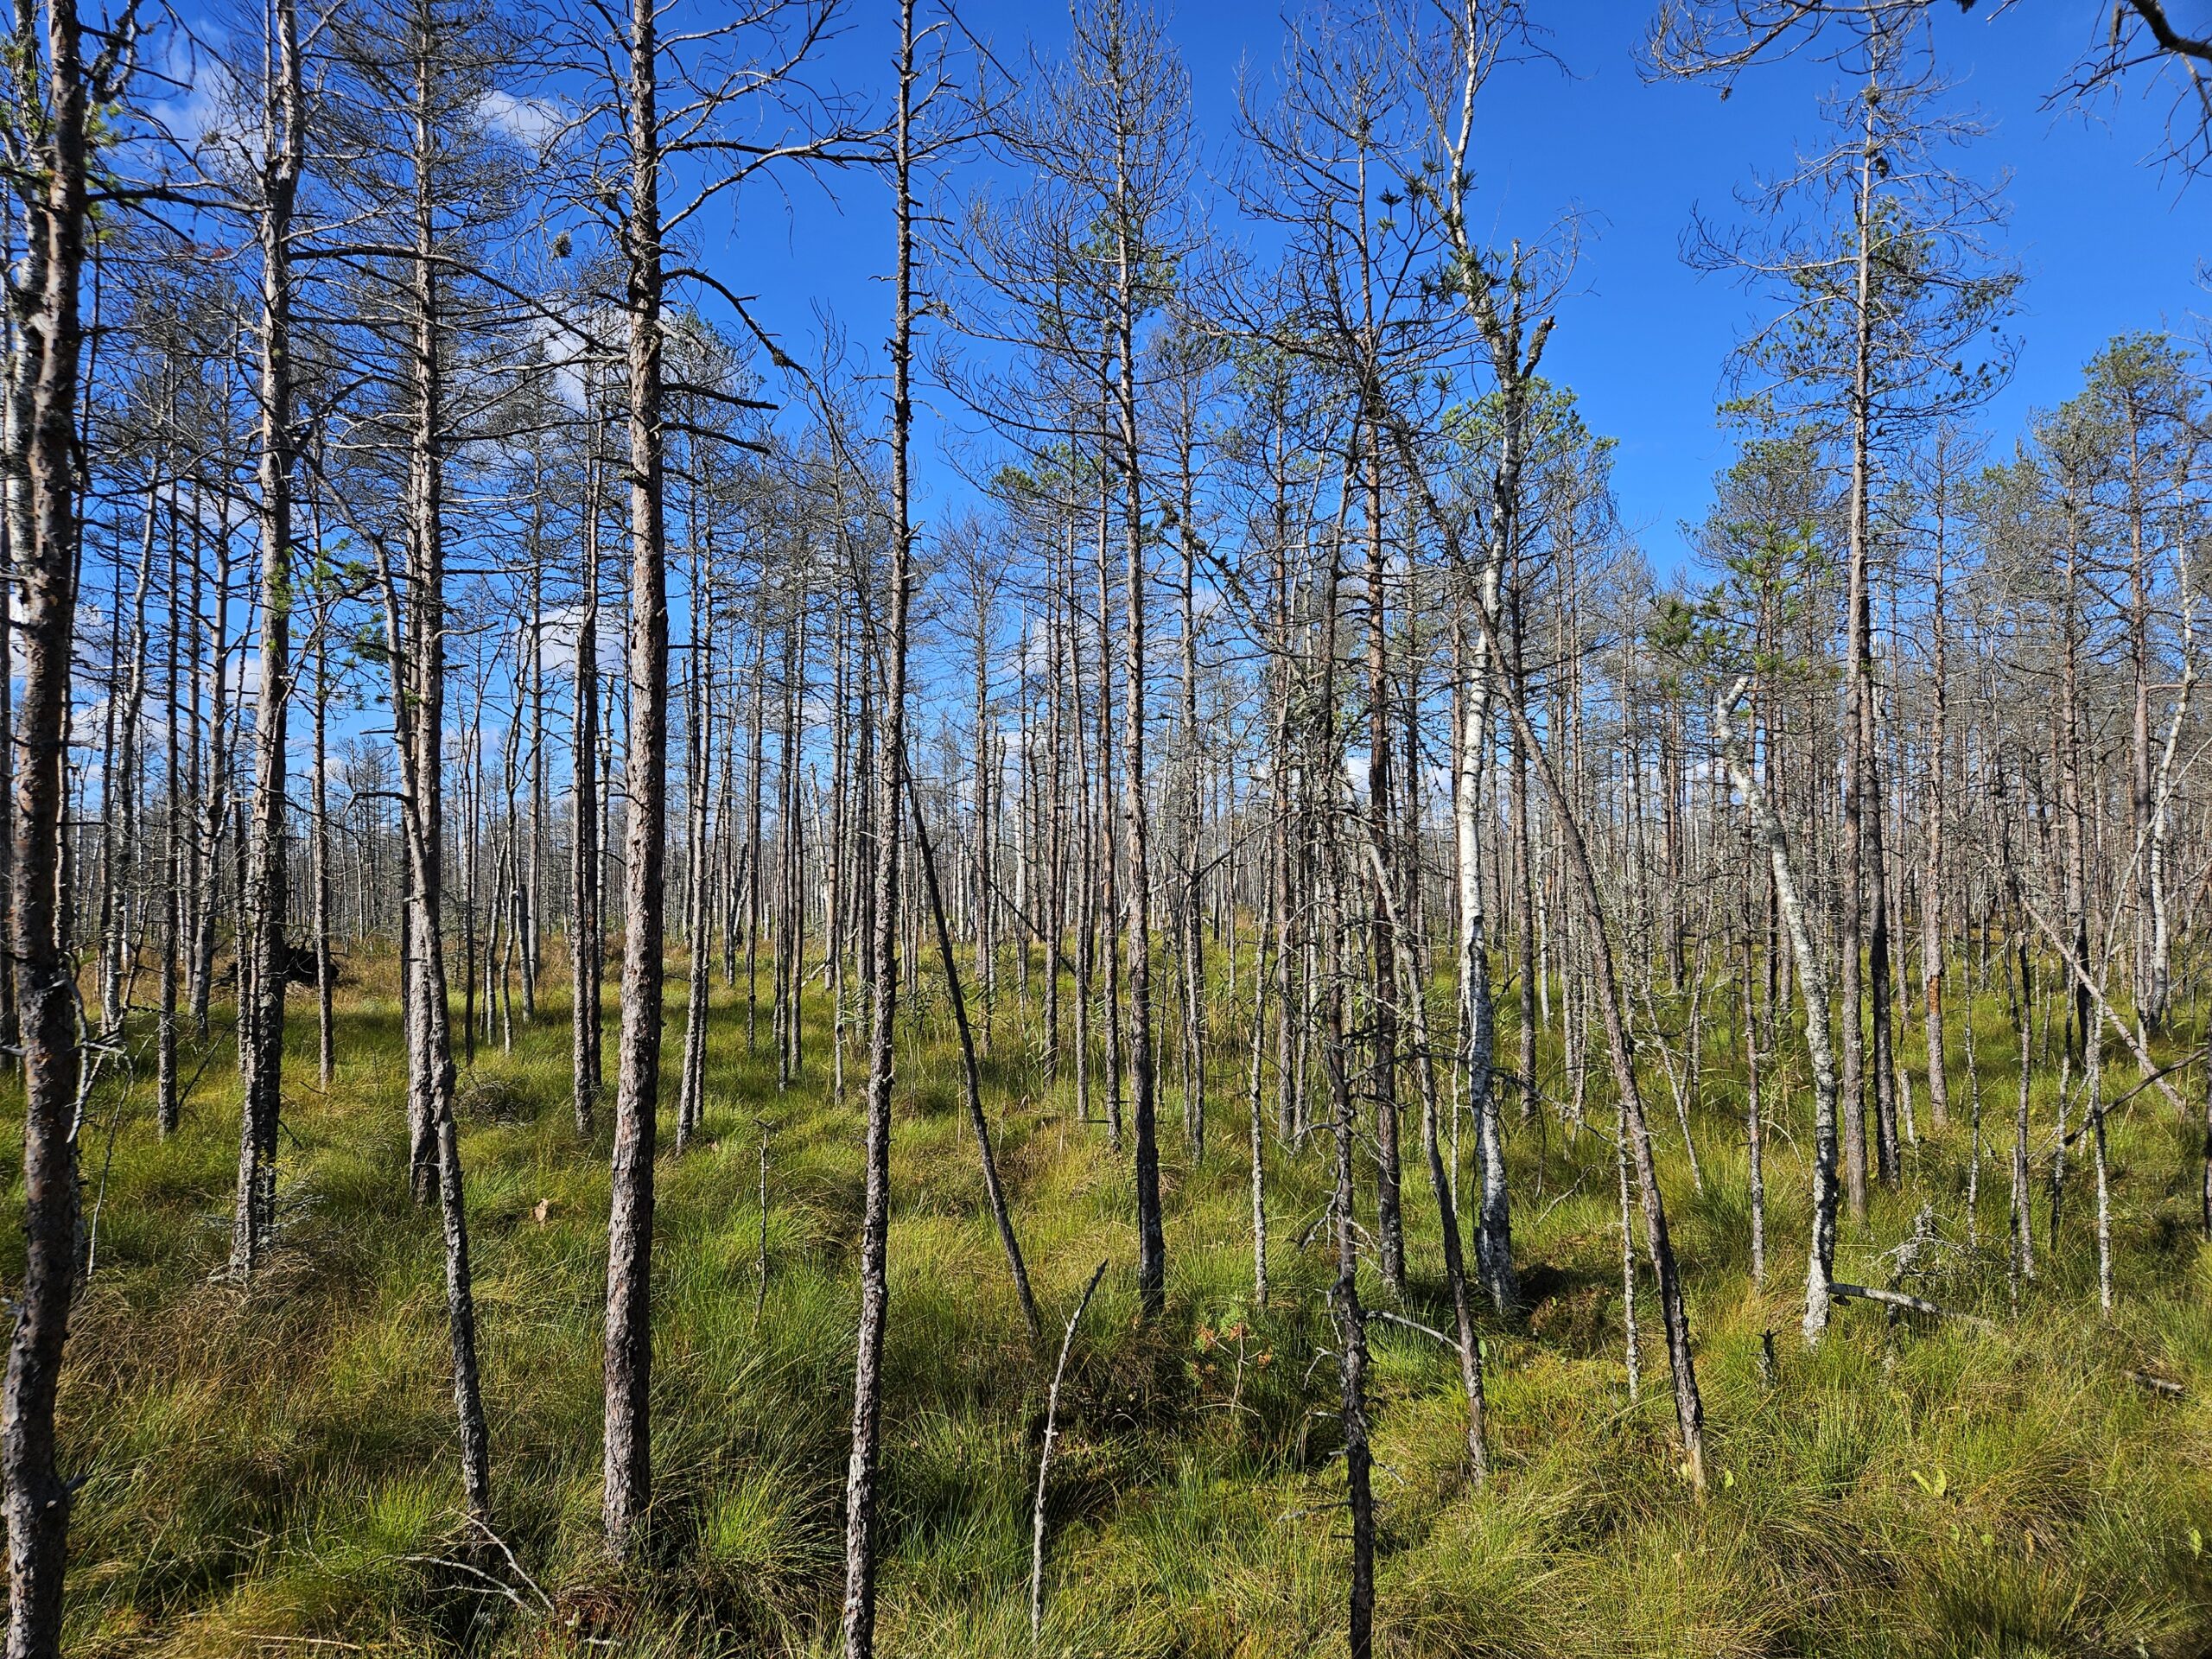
[469,1517,554,1615]
[398,1553,541,1615]
[2102,1047,2206,1111]
[1368,1308,1462,1352]
[2013,891,2189,1116]
[1829,1282,1995,1332]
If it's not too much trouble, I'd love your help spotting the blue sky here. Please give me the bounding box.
[721,1,2206,578]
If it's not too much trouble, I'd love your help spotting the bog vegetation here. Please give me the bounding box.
[1,1,2210,1656]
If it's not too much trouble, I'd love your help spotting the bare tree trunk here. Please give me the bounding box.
[904,743,1040,1343]
[0,216,22,1067]
[1029,1259,1106,1644]
[94,517,140,1035]
[842,11,915,1649]
[743,602,765,1051]
[157,479,181,1135]
[360,27,495,1511]
[2088,1010,2112,1313]
[1923,494,1949,1129]
[1510,611,1538,1123]
[1176,433,1205,1160]
[1743,937,1765,1287]
[2,0,91,1635]
[1247,865,1271,1308]
[1117,249,1162,1313]
[1617,1110,1640,1402]
[1363,415,1404,1297]
[311,592,334,1090]
[1717,681,1840,1344]
[676,523,714,1151]
[1323,842,1374,1659]
[1402,416,1706,1485]
[230,0,305,1280]
[2011,940,2035,1299]
[1836,78,1880,1222]
[1355,818,1487,1484]
[2146,563,2196,1046]
[602,0,670,1551]
[571,429,601,1138]
[1455,559,1515,1313]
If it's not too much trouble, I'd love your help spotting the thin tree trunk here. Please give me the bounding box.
[1323,841,1374,1659]
[156,477,181,1135]
[1718,681,1840,1344]
[602,0,671,1550]
[1363,415,1404,1296]
[1029,1259,1107,1645]
[571,429,602,1138]
[905,742,1040,1343]
[676,522,714,1150]
[311,594,334,1090]
[842,12,915,1650]
[1355,819,1487,1484]
[1923,502,1949,1129]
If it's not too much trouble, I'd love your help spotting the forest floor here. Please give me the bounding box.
[29,951,2212,1657]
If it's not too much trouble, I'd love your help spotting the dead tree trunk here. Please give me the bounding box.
[570,424,602,1138]
[1717,679,1840,1344]
[2,0,93,1639]
[230,0,305,1281]
[842,10,915,1650]
[602,0,671,1552]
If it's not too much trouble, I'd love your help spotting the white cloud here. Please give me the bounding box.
[536,601,622,677]
[522,305,607,412]
[478,89,561,149]
[152,43,240,156]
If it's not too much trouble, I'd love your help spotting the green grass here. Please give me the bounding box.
[22,944,2212,1656]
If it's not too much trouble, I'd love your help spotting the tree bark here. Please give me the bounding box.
[230,0,305,1281]
[2,0,90,1637]
[571,427,602,1138]
[1717,680,1840,1345]
[842,10,915,1649]
[602,0,669,1551]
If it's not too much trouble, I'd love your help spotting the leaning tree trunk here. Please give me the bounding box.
[905,741,1040,1343]
[1717,680,1840,1345]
